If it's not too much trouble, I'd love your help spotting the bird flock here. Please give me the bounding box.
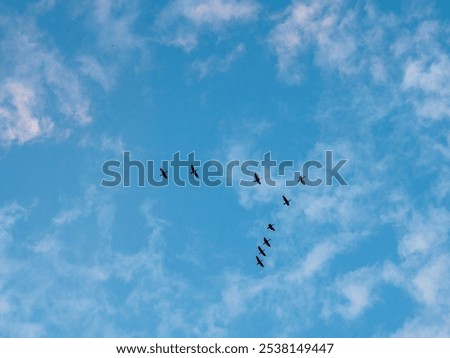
[159,164,306,269]
[254,173,306,268]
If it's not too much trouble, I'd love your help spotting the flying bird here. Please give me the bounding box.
[190,165,199,179]
[256,256,264,268]
[282,195,292,206]
[297,175,306,185]
[263,237,271,247]
[258,245,266,257]
[160,168,168,179]
[253,173,261,185]
[267,223,275,231]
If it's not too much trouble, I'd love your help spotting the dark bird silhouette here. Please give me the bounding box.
[190,165,199,179]
[256,256,264,268]
[263,237,271,247]
[267,223,275,231]
[253,172,261,185]
[282,195,292,206]
[297,175,306,185]
[160,168,168,179]
[258,245,266,257]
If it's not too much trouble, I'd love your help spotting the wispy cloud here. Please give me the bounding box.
[268,0,450,125]
[52,208,83,227]
[393,312,450,337]
[397,207,450,258]
[191,43,246,78]
[217,120,281,209]
[78,133,126,156]
[267,0,361,83]
[0,81,54,146]
[0,202,27,250]
[77,55,116,91]
[0,188,195,337]
[2,0,450,339]
[412,254,450,307]
[156,0,260,52]
[26,0,56,15]
[399,36,450,120]
[86,0,147,54]
[328,266,381,320]
[0,15,92,147]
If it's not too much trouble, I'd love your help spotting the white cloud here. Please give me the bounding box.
[370,56,388,83]
[0,188,190,336]
[0,15,92,147]
[283,240,340,286]
[49,185,117,238]
[433,165,450,201]
[393,313,450,337]
[0,81,54,146]
[81,0,147,54]
[0,202,27,250]
[377,200,450,336]
[27,0,56,15]
[178,0,258,25]
[267,0,361,82]
[412,254,450,306]
[77,55,116,91]
[52,208,83,227]
[217,120,278,209]
[401,54,450,120]
[28,234,60,254]
[331,266,380,320]
[100,135,126,154]
[156,0,260,51]
[43,58,92,125]
[191,43,245,78]
[193,271,277,336]
[268,0,450,126]
[397,207,450,258]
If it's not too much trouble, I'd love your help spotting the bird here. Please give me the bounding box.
[160,168,168,179]
[190,165,199,179]
[282,195,292,206]
[258,245,266,256]
[297,175,306,185]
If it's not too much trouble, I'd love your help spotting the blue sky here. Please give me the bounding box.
[1,0,450,337]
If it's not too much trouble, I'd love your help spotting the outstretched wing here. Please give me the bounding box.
[254,173,261,184]
[258,246,266,256]
[256,256,264,267]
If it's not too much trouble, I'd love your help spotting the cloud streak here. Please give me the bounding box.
[191,43,246,79]
[0,15,92,147]
[156,0,260,51]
